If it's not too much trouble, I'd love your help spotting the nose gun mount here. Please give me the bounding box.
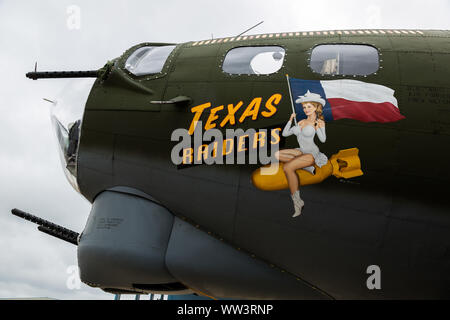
[25,61,116,80]
[26,70,99,80]
[11,208,79,245]
[251,148,363,191]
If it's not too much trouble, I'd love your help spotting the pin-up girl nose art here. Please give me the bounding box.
[274,91,328,217]
[251,76,406,219]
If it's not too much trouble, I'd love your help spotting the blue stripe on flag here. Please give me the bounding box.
[288,78,333,122]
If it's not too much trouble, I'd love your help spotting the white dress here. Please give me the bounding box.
[282,120,328,173]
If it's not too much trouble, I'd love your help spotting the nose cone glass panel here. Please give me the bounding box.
[49,79,95,192]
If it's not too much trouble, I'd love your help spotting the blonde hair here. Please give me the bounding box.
[302,101,325,122]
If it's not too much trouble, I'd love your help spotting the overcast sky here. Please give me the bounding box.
[0,0,449,300]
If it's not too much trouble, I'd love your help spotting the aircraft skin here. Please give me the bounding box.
[23,29,450,299]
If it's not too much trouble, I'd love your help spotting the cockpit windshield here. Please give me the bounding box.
[125,45,176,76]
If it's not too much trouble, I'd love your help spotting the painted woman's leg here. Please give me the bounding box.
[283,154,315,217]
[275,149,302,163]
[283,154,315,194]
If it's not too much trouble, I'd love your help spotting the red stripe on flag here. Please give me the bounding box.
[328,98,405,123]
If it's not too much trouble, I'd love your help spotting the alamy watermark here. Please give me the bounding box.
[366,265,381,290]
[171,122,281,175]
[66,5,81,30]
[66,265,81,290]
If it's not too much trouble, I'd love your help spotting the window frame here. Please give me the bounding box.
[120,42,179,80]
[221,45,287,77]
[309,43,381,77]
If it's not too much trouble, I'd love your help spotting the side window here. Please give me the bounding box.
[223,46,285,75]
[125,45,176,76]
[310,44,379,76]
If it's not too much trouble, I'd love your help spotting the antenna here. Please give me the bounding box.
[43,98,56,104]
[236,21,264,37]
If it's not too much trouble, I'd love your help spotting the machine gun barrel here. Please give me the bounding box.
[37,226,78,246]
[26,70,99,80]
[11,208,79,245]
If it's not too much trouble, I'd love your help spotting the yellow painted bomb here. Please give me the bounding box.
[188,94,282,135]
[251,148,364,190]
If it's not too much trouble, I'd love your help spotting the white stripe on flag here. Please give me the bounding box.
[320,79,399,108]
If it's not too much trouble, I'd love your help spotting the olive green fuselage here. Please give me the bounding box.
[78,30,450,298]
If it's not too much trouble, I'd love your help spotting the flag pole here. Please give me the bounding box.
[285,74,297,125]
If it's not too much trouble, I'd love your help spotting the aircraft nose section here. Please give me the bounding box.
[49,79,95,192]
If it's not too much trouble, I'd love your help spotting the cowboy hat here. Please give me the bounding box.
[295,90,326,106]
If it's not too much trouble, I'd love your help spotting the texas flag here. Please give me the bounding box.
[288,77,405,123]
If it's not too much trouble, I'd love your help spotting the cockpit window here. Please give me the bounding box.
[310,44,379,76]
[222,46,285,75]
[125,45,176,76]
